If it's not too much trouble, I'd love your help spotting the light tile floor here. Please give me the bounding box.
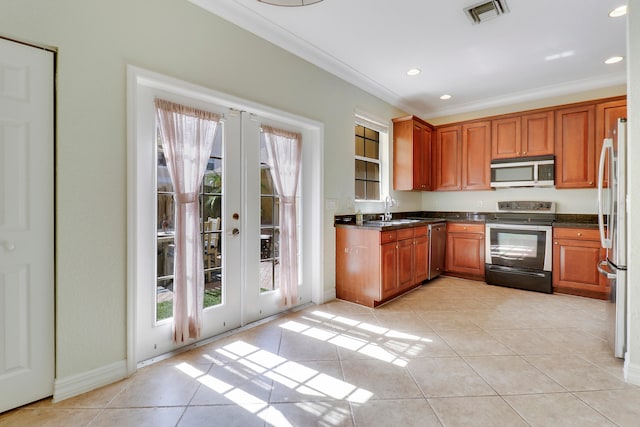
[2,276,640,426]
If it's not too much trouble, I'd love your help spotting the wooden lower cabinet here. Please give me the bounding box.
[336,225,429,307]
[445,222,485,280]
[380,240,398,300]
[553,227,608,299]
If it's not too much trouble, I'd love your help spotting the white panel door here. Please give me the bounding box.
[0,38,55,412]
[134,85,243,362]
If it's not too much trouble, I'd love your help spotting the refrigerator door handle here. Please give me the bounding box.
[597,138,613,248]
[597,260,617,279]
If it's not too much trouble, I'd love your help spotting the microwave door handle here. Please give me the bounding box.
[533,163,538,183]
[598,138,613,248]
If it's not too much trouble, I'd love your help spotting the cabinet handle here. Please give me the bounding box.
[344,248,349,253]
[523,151,527,155]
[463,226,467,230]
[554,241,558,245]
[589,181,594,185]
[577,232,582,237]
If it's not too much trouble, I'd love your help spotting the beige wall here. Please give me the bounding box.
[0,0,409,380]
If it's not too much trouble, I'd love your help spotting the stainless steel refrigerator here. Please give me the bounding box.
[597,118,627,359]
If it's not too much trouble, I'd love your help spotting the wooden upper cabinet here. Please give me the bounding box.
[521,111,554,157]
[555,104,596,188]
[393,116,432,191]
[462,121,491,190]
[491,112,553,159]
[491,116,521,159]
[596,98,627,188]
[434,125,462,191]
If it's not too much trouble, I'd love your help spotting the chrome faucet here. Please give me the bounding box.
[383,195,394,222]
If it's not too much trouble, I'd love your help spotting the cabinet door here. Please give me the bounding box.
[446,232,485,277]
[393,119,415,191]
[521,111,554,157]
[491,116,521,159]
[553,237,607,299]
[435,125,461,190]
[414,235,429,283]
[393,117,432,191]
[416,123,433,190]
[462,121,491,190]
[596,99,626,188]
[336,228,377,305]
[380,241,398,300]
[397,238,415,290]
[555,105,596,188]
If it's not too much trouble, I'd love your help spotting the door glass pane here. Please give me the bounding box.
[260,133,281,293]
[156,124,224,321]
[156,131,176,322]
[202,129,223,309]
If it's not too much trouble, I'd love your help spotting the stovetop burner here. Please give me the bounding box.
[487,200,556,225]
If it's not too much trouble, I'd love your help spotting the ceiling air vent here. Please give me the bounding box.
[464,0,509,24]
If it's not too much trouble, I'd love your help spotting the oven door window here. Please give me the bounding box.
[489,228,547,270]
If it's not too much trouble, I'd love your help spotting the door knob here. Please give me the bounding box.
[2,241,15,251]
[232,228,240,236]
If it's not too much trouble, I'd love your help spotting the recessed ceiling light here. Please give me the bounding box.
[406,68,421,76]
[440,94,452,100]
[605,56,624,64]
[609,5,627,17]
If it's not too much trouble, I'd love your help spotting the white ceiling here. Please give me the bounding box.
[190,0,627,118]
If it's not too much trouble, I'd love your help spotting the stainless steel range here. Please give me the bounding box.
[485,201,555,293]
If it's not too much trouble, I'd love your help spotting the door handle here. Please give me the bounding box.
[232,228,240,236]
[597,260,617,279]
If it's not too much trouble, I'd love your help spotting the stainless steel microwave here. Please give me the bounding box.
[490,155,555,188]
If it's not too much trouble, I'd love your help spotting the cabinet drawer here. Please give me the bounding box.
[447,222,484,234]
[380,231,397,244]
[412,226,428,237]
[396,228,415,240]
[553,227,599,241]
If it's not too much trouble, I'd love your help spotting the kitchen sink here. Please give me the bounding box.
[363,219,422,226]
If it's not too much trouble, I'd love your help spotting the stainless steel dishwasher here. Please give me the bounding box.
[428,221,446,279]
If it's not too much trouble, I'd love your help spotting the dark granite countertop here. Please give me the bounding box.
[335,211,600,230]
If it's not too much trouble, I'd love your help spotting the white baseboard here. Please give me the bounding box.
[53,360,128,402]
[624,354,640,386]
[323,287,336,304]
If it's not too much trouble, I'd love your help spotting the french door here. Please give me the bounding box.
[0,38,55,412]
[133,84,304,362]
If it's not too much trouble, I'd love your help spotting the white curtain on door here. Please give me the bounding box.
[155,98,220,342]
[262,125,302,307]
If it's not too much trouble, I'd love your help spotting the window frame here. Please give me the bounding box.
[354,113,389,203]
